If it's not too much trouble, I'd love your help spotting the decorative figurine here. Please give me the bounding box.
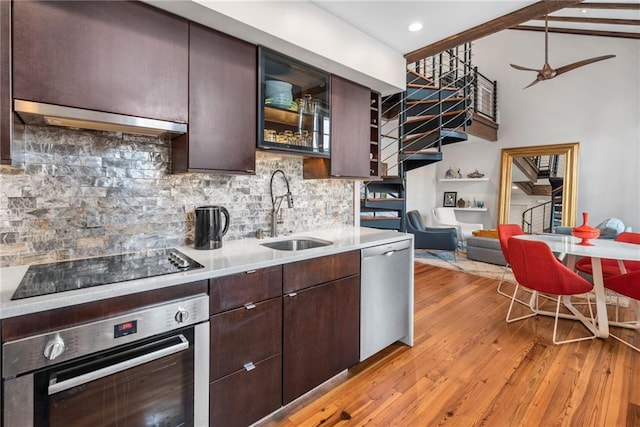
[456,168,463,179]
[457,198,466,208]
[445,167,455,179]
[467,169,485,179]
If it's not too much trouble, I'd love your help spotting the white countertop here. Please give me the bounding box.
[0,227,412,319]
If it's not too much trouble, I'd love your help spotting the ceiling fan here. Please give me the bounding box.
[510,15,616,89]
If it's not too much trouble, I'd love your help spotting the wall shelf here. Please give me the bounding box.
[438,178,489,182]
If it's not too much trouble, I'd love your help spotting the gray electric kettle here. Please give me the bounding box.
[194,205,230,250]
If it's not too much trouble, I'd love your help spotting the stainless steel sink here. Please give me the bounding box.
[260,237,333,251]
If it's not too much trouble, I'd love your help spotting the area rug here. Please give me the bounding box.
[414,249,515,283]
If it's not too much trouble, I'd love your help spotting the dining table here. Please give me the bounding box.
[513,233,640,339]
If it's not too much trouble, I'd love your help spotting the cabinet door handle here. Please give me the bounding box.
[244,362,256,371]
[383,250,396,257]
[244,303,256,310]
[287,292,297,298]
[245,269,256,274]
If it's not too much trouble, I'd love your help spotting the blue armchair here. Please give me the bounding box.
[406,210,458,259]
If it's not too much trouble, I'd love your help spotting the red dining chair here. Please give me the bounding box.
[506,237,597,345]
[604,270,640,352]
[575,232,640,277]
[497,224,525,298]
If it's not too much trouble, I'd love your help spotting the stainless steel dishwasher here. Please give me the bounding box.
[360,238,414,361]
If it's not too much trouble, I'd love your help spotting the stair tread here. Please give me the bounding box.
[365,198,405,202]
[407,69,433,81]
[407,83,460,91]
[407,97,465,105]
[403,128,438,143]
[405,110,466,123]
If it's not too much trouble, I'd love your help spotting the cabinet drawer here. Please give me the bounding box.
[209,266,282,314]
[210,354,282,427]
[210,297,282,380]
[283,250,360,293]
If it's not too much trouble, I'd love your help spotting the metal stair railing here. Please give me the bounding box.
[522,201,553,234]
[379,43,475,174]
[472,67,498,122]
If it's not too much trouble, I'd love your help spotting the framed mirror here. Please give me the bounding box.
[498,142,580,230]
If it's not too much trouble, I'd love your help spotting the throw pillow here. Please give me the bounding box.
[595,217,625,239]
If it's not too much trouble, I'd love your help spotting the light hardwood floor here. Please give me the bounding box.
[258,263,640,426]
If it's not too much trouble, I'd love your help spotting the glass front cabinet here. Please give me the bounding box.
[258,47,330,157]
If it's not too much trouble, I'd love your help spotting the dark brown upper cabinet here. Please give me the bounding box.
[303,75,372,179]
[258,47,330,158]
[12,1,188,124]
[172,23,257,174]
[1,0,11,165]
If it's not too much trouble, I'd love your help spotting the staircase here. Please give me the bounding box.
[515,155,564,233]
[361,44,476,231]
[549,176,564,230]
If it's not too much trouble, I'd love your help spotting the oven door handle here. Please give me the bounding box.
[48,334,189,395]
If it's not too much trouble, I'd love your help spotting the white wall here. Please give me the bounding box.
[410,30,640,231]
[144,0,406,95]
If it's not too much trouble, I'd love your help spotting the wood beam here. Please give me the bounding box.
[404,1,581,63]
[535,16,640,26]
[567,2,640,10]
[511,24,640,39]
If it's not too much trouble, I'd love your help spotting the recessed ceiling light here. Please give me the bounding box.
[581,9,588,13]
[408,22,423,32]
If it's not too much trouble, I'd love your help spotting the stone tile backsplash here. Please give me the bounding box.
[0,126,354,267]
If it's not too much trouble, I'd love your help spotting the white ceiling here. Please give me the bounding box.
[310,0,639,55]
[310,1,536,54]
[147,0,638,94]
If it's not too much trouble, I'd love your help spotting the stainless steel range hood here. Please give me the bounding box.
[14,100,187,137]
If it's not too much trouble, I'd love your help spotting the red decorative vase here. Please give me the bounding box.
[571,212,600,246]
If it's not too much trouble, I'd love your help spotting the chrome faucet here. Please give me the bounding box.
[270,169,294,237]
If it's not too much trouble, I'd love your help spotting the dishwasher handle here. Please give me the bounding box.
[362,240,412,260]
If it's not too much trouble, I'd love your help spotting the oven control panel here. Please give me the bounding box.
[2,294,209,378]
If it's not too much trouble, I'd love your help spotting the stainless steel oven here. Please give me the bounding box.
[2,295,209,427]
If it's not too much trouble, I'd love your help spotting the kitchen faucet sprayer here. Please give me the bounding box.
[270,169,294,237]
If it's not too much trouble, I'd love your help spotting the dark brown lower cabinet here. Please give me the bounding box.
[209,354,282,427]
[210,298,282,380]
[282,275,360,404]
[207,254,361,422]
[209,296,282,426]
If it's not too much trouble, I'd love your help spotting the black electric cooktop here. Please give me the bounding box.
[11,249,204,300]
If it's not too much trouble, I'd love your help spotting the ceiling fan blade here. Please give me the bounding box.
[510,64,540,72]
[554,55,616,77]
[523,78,541,89]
